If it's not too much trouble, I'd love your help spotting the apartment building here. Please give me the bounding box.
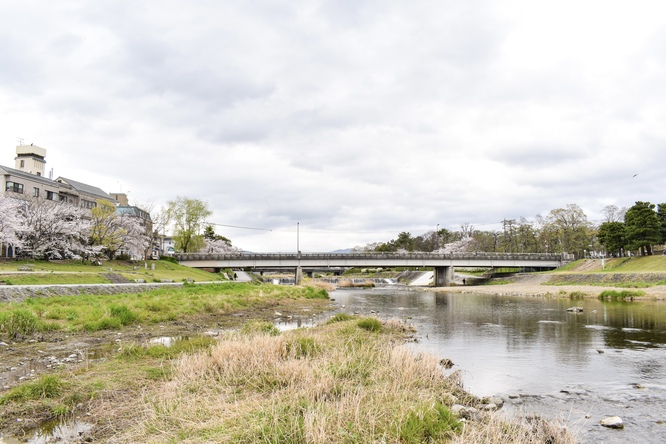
[1,145,116,207]
[1,145,118,257]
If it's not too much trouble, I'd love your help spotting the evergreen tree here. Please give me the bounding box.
[596,221,626,256]
[624,201,661,255]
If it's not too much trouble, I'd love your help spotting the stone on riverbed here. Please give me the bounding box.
[600,416,624,428]
[451,404,478,419]
[566,306,583,312]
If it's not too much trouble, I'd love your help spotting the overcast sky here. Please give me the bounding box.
[2,1,665,252]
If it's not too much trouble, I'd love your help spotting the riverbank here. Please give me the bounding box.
[446,272,666,299]
[0,283,576,443]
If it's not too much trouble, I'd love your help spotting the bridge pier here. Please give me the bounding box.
[295,267,303,285]
[433,266,452,287]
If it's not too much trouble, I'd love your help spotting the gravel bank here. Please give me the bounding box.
[445,273,666,299]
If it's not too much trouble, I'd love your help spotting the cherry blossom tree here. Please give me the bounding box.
[201,225,239,254]
[15,196,97,259]
[0,194,24,249]
[117,212,150,259]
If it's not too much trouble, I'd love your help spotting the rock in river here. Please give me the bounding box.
[600,416,624,429]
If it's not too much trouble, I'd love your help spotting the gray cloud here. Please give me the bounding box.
[2,0,666,251]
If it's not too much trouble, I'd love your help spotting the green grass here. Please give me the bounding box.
[0,273,112,285]
[398,401,462,443]
[326,313,354,324]
[554,256,666,273]
[0,283,330,337]
[599,289,646,301]
[0,259,227,284]
[0,375,64,404]
[0,309,38,336]
[357,317,383,332]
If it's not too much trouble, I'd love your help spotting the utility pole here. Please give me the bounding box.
[295,222,302,285]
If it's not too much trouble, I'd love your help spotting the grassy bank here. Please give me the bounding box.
[0,315,574,443]
[0,283,329,336]
[0,258,225,285]
[0,284,574,443]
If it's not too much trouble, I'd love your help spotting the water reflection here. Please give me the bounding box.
[330,288,666,444]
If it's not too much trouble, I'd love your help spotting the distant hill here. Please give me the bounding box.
[330,248,353,253]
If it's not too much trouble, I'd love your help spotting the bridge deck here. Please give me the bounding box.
[176,252,570,269]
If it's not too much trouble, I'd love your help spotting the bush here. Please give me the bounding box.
[240,320,280,336]
[398,402,461,443]
[599,289,645,301]
[0,375,64,404]
[326,313,354,324]
[84,317,122,331]
[357,317,383,332]
[109,304,138,325]
[160,256,179,264]
[569,291,586,300]
[0,309,38,337]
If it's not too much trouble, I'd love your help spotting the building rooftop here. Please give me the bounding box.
[56,177,113,201]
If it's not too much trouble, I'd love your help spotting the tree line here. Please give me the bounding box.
[0,194,236,261]
[358,202,666,258]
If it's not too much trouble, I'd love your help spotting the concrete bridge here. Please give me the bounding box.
[175,252,572,286]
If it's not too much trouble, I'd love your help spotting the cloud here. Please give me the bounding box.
[2,0,666,252]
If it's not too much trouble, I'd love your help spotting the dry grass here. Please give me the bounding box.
[451,412,576,444]
[100,318,574,444]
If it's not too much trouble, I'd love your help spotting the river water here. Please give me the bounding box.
[323,288,666,444]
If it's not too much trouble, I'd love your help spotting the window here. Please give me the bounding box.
[20,160,25,168]
[46,190,58,201]
[81,199,97,209]
[59,195,67,203]
[5,181,24,193]
[33,187,39,197]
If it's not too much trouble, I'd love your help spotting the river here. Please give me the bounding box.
[317,287,666,444]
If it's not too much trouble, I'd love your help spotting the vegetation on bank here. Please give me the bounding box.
[598,289,646,301]
[1,315,572,443]
[0,258,226,285]
[0,284,575,443]
[0,283,329,337]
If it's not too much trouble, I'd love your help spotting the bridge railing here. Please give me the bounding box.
[174,252,573,262]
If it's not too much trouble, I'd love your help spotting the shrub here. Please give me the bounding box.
[326,313,354,324]
[357,317,383,332]
[398,402,461,443]
[160,256,179,264]
[599,289,645,301]
[240,320,280,336]
[569,291,586,300]
[0,375,64,404]
[109,304,138,325]
[0,309,38,337]
[302,287,330,299]
[84,317,122,331]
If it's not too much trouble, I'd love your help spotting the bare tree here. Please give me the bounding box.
[601,205,628,223]
[130,199,171,259]
[460,223,475,239]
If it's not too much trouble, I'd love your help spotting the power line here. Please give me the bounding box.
[208,223,272,231]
